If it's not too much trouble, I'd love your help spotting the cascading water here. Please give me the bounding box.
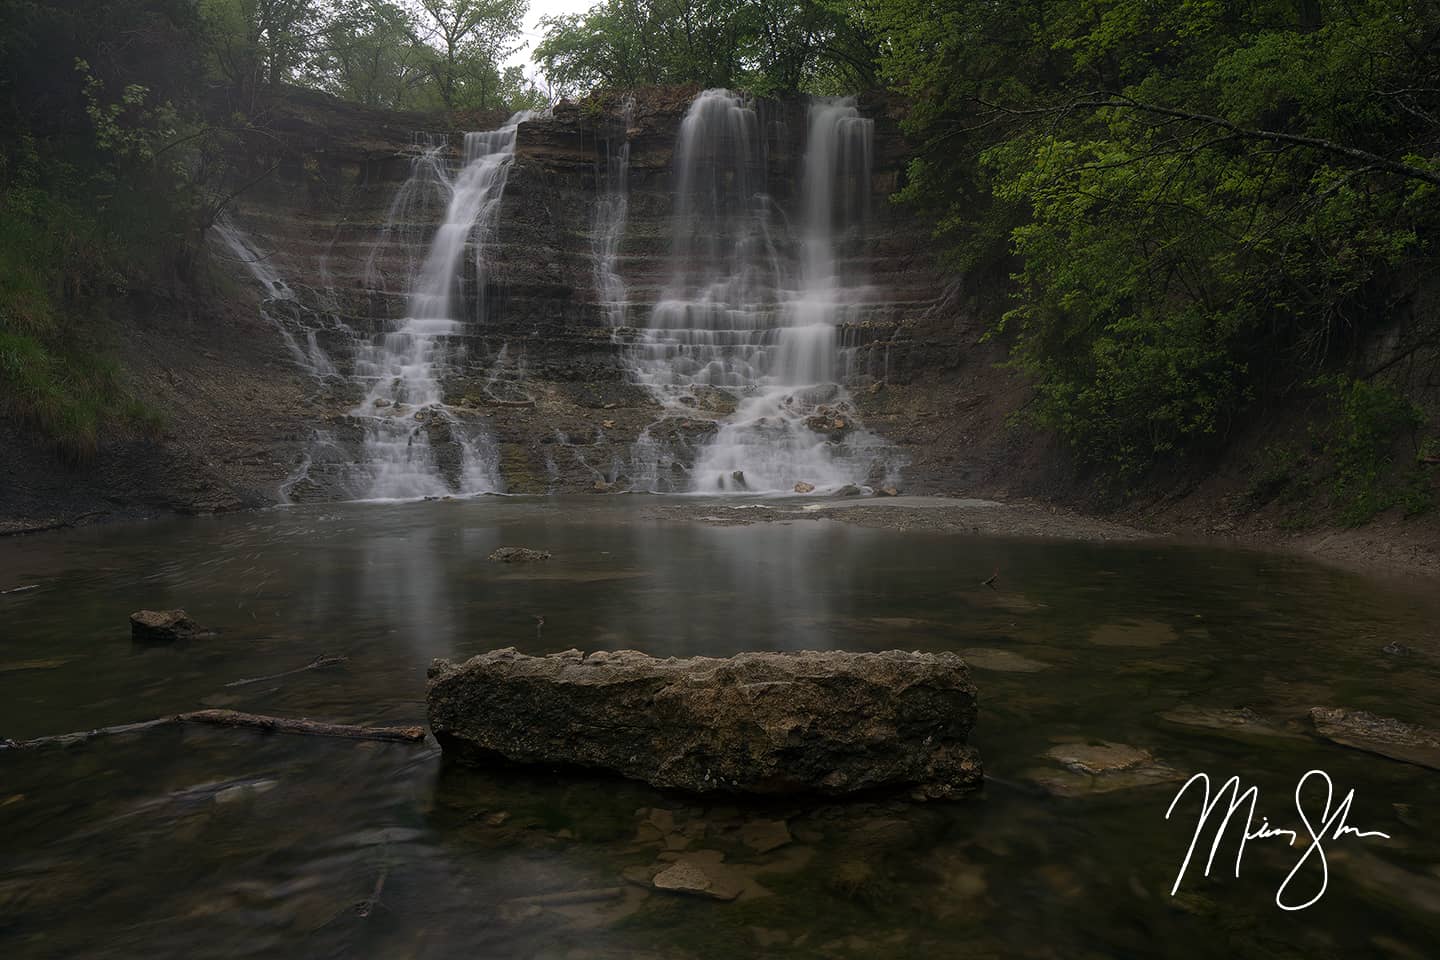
[350,115,530,499]
[593,95,635,330]
[630,90,897,493]
[213,217,337,379]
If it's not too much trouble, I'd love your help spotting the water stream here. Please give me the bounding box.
[628,91,899,494]
[2,501,1437,958]
[349,118,531,499]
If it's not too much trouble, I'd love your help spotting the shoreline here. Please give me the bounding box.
[3,491,1434,583]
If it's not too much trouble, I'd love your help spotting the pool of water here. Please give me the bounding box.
[2,498,1438,958]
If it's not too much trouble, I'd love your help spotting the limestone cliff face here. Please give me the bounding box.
[215,85,959,500]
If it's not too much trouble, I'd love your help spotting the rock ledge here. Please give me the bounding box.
[426,647,981,799]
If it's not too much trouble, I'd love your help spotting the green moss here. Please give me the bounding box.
[0,171,161,460]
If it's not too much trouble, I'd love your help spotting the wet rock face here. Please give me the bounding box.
[214,85,951,501]
[426,648,982,800]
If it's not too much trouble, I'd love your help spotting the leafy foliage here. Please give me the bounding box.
[534,0,877,98]
[870,0,1440,489]
[1313,376,1431,525]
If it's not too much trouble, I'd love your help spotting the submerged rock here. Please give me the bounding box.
[959,647,1050,673]
[651,859,740,901]
[1159,705,1303,741]
[427,648,981,799]
[487,547,552,563]
[1025,740,1183,797]
[1310,707,1440,771]
[129,609,205,643]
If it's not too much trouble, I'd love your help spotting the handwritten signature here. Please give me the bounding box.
[1165,769,1391,910]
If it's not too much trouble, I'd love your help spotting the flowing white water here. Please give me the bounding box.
[593,95,635,329]
[350,116,530,499]
[631,90,896,493]
[213,217,338,379]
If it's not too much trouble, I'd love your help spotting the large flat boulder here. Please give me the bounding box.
[426,648,981,799]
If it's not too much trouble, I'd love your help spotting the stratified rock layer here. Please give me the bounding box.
[426,648,981,799]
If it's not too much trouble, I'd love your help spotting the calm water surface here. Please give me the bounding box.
[1,498,1438,958]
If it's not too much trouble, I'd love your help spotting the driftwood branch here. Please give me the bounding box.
[2,710,425,751]
[225,655,348,688]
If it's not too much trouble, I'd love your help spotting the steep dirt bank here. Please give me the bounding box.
[0,283,310,534]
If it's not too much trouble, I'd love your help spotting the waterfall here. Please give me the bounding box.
[213,216,337,379]
[632,91,895,493]
[593,95,635,329]
[350,115,530,499]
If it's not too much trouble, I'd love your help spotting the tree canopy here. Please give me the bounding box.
[868,0,1440,488]
[533,0,877,98]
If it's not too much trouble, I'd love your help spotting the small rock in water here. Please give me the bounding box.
[1025,740,1183,797]
[487,547,551,563]
[593,479,612,492]
[130,609,205,643]
[793,481,816,494]
[730,470,747,489]
[959,648,1050,673]
[1159,705,1302,740]
[834,484,863,497]
[878,486,899,497]
[650,855,742,901]
[1046,741,1156,775]
[1310,707,1440,771]
[1382,641,1413,657]
[740,819,791,854]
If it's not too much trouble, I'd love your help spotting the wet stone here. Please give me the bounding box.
[1310,707,1440,771]
[739,819,791,854]
[1026,741,1184,797]
[1159,705,1303,740]
[960,647,1050,673]
[487,547,551,563]
[130,609,205,643]
[650,859,740,901]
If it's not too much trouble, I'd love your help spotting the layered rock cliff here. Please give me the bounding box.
[216,86,960,500]
[1,85,986,529]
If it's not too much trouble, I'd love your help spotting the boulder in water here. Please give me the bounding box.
[130,609,205,643]
[794,481,816,494]
[427,648,981,800]
[487,547,551,563]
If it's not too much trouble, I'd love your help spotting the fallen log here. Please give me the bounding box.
[2,709,425,751]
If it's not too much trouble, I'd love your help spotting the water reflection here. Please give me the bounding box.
[2,499,1439,958]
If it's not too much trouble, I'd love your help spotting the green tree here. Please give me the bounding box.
[868,0,1440,480]
[310,0,436,109]
[417,0,528,109]
[533,0,875,98]
[200,0,319,107]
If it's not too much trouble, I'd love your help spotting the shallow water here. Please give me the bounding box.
[2,498,1438,958]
